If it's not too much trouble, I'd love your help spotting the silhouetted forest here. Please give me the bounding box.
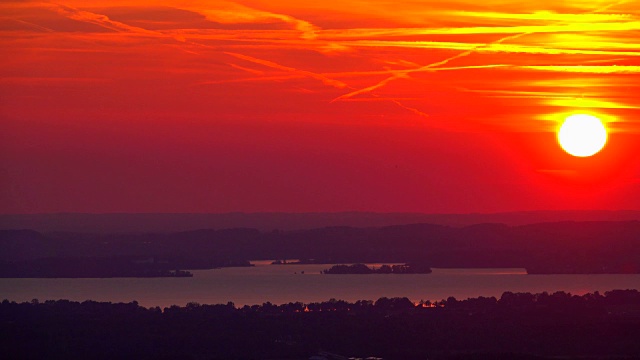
[0,256,196,278]
[2,290,640,359]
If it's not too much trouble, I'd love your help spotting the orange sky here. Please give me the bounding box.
[1,0,639,213]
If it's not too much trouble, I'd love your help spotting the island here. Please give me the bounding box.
[271,259,323,265]
[322,263,432,274]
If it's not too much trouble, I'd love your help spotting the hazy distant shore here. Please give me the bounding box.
[2,210,640,233]
[0,256,251,278]
[2,220,640,277]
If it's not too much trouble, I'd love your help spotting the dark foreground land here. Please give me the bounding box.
[2,290,640,360]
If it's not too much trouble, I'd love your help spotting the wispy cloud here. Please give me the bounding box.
[0,77,111,83]
[329,0,636,106]
[11,19,55,32]
[337,40,640,57]
[448,10,632,22]
[317,21,640,39]
[52,4,168,37]
[389,99,431,120]
[190,1,318,39]
[521,65,640,73]
[229,63,266,76]
[199,75,304,85]
[2,0,639,133]
[224,52,348,89]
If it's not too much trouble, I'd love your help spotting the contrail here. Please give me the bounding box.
[331,0,630,102]
[224,52,348,89]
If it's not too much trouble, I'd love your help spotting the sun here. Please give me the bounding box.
[557,114,607,157]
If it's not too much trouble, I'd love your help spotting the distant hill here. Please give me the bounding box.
[1,210,640,233]
[0,230,56,261]
[2,220,640,274]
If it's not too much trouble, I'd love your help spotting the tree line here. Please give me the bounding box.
[2,290,639,359]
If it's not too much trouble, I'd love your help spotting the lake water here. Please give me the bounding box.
[2,261,640,308]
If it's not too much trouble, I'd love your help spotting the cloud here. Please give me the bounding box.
[229,63,266,75]
[3,0,639,134]
[224,52,348,89]
[192,1,318,39]
[389,99,430,119]
[521,65,640,73]
[329,0,637,103]
[11,19,55,32]
[448,10,632,23]
[53,4,164,36]
[199,75,304,85]
[0,77,111,83]
[56,0,319,39]
[317,21,640,39]
[338,40,640,57]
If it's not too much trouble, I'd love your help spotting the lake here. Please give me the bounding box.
[1,261,639,308]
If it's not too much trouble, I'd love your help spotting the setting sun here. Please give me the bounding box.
[2,0,640,213]
[558,114,607,157]
[2,1,640,358]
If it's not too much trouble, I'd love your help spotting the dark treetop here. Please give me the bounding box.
[2,289,640,359]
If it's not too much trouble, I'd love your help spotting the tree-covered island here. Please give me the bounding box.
[322,263,432,274]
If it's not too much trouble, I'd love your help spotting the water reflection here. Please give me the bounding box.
[1,263,638,308]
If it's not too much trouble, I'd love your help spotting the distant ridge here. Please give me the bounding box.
[1,210,640,233]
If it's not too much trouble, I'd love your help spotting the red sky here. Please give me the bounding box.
[1,0,639,214]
